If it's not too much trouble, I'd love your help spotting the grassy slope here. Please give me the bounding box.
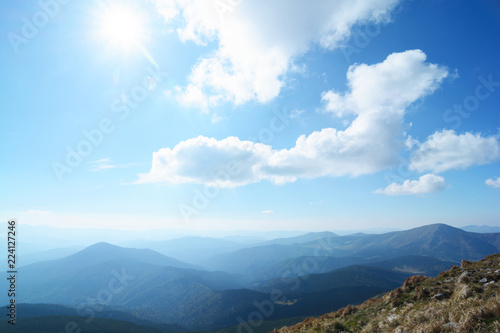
[276,254,500,333]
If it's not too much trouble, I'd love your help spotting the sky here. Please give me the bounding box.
[0,0,499,232]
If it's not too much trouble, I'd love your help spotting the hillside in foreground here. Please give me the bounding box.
[276,254,500,333]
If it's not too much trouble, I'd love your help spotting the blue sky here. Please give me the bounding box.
[1,0,499,232]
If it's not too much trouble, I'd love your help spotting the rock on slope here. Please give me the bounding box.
[275,254,500,333]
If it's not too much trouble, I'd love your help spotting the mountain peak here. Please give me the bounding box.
[61,242,195,269]
[409,223,463,235]
[85,242,119,249]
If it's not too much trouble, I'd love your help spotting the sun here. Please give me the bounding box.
[95,3,146,53]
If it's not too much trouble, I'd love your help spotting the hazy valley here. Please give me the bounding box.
[3,223,500,332]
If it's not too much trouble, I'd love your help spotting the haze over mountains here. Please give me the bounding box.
[2,223,500,331]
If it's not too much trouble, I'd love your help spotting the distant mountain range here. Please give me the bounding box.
[461,225,500,233]
[199,224,497,280]
[2,223,500,331]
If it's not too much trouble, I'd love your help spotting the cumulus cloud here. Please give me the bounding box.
[152,0,401,109]
[137,136,272,187]
[137,50,449,187]
[375,174,446,195]
[322,50,448,117]
[409,130,500,173]
[485,177,500,189]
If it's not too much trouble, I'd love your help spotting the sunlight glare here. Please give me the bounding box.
[97,4,145,52]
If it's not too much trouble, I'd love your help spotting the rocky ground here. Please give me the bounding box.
[275,254,500,333]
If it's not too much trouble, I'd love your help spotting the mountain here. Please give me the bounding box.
[302,223,500,262]
[10,243,267,330]
[367,255,459,277]
[250,256,374,281]
[5,304,186,332]
[276,253,500,332]
[20,246,83,267]
[0,316,167,333]
[249,254,458,284]
[125,236,249,264]
[258,232,338,246]
[7,224,500,331]
[66,242,197,269]
[257,265,409,294]
[202,224,499,281]
[461,225,500,233]
[5,243,415,330]
[201,244,320,278]
[16,242,198,288]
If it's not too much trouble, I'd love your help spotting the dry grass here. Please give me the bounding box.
[274,254,500,333]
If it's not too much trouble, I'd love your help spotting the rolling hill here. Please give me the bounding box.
[5,242,421,330]
[256,265,409,294]
[366,255,459,276]
[6,303,186,332]
[12,243,256,329]
[5,223,500,331]
[201,244,322,279]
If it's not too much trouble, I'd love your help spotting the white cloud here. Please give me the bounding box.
[89,158,139,172]
[153,0,402,109]
[93,158,111,163]
[375,174,446,195]
[137,135,273,187]
[262,210,274,214]
[137,50,449,187]
[486,177,500,189]
[22,209,53,216]
[409,130,500,173]
[321,50,448,118]
[290,109,304,119]
[89,158,117,171]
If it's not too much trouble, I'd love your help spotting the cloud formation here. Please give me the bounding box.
[137,50,449,187]
[22,209,54,216]
[375,174,446,195]
[409,130,500,173]
[485,177,500,189]
[153,0,401,109]
[89,158,118,171]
